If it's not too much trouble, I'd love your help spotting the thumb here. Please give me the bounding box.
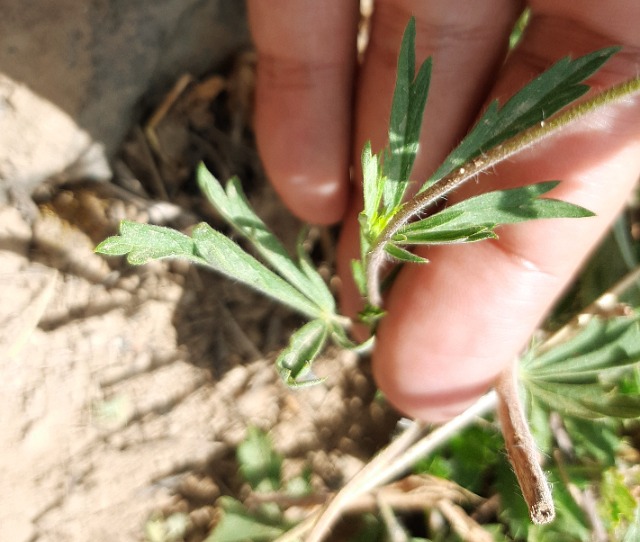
[373,8,640,422]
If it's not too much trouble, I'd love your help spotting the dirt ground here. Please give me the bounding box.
[0,62,399,541]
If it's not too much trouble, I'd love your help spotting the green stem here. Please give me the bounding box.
[366,76,640,306]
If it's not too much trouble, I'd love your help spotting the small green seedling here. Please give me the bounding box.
[97,18,640,531]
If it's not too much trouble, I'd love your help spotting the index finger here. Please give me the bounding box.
[247,0,360,224]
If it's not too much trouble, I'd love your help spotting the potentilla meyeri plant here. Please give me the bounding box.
[96,18,640,526]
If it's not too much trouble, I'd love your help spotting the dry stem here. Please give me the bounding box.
[274,267,640,540]
[496,364,555,524]
[298,392,497,542]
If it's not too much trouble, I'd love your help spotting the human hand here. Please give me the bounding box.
[247,0,640,422]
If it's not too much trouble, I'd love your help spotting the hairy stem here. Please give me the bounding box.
[366,76,640,306]
[496,364,555,524]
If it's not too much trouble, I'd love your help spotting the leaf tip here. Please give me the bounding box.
[196,161,215,191]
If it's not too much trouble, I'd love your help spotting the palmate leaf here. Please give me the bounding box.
[393,181,594,246]
[382,17,432,213]
[198,164,335,314]
[97,220,323,320]
[423,46,619,189]
[521,312,640,419]
[563,416,620,466]
[96,220,202,265]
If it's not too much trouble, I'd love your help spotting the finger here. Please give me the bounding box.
[372,1,640,422]
[247,0,360,224]
[338,0,522,328]
[353,0,523,182]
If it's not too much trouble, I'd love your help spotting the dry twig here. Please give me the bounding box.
[496,364,555,524]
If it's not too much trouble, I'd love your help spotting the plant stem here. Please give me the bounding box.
[303,419,427,542]
[301,391,497,542]
[496,364,555,524]
[358,391,498,494]
[366,75,640,306]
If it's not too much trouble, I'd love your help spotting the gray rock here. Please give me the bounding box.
[0,0,250,201]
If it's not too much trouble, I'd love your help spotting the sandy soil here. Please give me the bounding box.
[0,161,398,542]
[0,53,400,541]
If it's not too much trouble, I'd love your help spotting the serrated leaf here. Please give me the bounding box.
[191,223,322,319]
[384,243,429,263]
[423,47,619,188]
[276,319,329,387]
[383,17,432,212]
[95,220,202,265]
[197,164,335,314]
[395,181,593,246]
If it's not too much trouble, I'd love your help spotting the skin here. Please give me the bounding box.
[247,0,640,422]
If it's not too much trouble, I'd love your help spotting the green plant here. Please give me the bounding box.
[97,18,640,540]
[205,428,300,542]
